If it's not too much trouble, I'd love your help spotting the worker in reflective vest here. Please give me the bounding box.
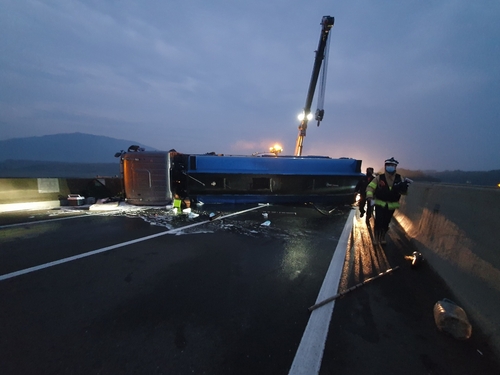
[366,157,411,245]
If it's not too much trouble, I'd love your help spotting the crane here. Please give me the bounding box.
[294,16,334,157]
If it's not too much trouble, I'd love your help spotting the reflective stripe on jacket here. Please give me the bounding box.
[366,173,404,210]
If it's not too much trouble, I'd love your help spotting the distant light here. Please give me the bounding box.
[269,144,283,155]
[497,183,500,188]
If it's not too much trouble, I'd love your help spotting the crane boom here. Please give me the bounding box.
[315,33,331,126]
[294,16,334,157]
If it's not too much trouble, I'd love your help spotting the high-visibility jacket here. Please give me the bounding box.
[366,173,406,210]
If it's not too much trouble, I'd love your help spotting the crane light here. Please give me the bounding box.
[297,112,313,121]
[269,144,283,155]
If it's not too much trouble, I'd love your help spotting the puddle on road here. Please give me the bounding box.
[96,205,344,241]
[31,203,349,242]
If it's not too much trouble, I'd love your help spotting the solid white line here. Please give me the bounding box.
[0,213,91,229]
[288,209,354,375]
[0,204,267,282]
[0,209,139,229]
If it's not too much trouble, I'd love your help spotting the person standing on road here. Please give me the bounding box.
[366,157,411,245]
[355,167,375,222]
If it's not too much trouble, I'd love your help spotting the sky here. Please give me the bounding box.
[1,0,499,171]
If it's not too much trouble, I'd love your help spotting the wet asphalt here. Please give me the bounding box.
[0,204,499,374]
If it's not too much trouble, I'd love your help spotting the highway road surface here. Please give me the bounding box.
[1,203,498,374]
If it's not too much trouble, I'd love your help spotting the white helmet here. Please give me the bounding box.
[384,157,399,165]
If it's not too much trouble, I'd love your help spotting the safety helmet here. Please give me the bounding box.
[384,157,399,165]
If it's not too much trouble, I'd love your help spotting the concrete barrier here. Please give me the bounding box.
[0,178,122,212]
[394,182,500,355]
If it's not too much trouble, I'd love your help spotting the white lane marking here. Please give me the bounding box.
[0,213,87,229]
[0,204,268,282]
[288,209,354,375]
[0,210,129,229]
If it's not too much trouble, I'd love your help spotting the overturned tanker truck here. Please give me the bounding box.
[117,147,362,206]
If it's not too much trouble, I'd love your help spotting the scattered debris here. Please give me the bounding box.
[433,298,472,340]
[411,251,423,269]
[89,201,136,211]
[404,251,424,269]
[266,211,297,215]
[308,266,400,312]
[209,212,222,221]
[67,194,85,206]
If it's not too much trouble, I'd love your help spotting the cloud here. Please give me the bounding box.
[1,0,499,170]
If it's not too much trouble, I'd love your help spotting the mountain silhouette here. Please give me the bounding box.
[0,133,498,185]
[0,133,157,163]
